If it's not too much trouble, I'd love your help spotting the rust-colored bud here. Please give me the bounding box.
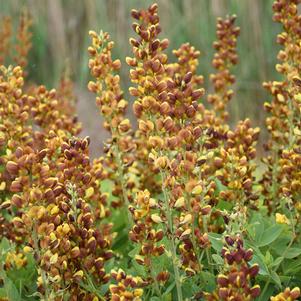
[250,285,261,298]
[87,237,97,252]
[154,156,168,170]
[201,205,211,215]
[131,9,140,19]
[214,157,223,168]
[6,161,19,175]
[163,117,174,132]
[0,200,10,210]
[112,59,121,70]
[118,119,131,133]
[184,72,193,84]
[155,230,164,241]
[64,149,73,160]
[11,194,23,208]
[157,81,167,93]
[249,264,259,277]
[156,271,170,283]
[151,40,160,52]
[10,180,22,192]
[160,38,169,50]
[71,246,80,258]
[191,89,205,100]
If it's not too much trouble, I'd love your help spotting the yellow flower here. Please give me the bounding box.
[275,213,290,225]
[85,187,94,198]
[0,181,6,190]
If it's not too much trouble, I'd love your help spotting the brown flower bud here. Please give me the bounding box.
[11,194,23,208]
[71,247,80,258]
[192,88,205,100]
[10,180,22,192]
[154,156,168,170]
[6,161,19,175]
[184,72,193,84]
[118,119,131,133]
[250,285,261,298]
[157,81,167,93]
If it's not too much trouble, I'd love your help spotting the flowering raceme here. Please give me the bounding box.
[0,1,301,300]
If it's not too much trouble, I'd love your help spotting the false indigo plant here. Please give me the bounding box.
[1,1,301,300]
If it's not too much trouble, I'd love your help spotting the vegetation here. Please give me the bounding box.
[1,1,301,300]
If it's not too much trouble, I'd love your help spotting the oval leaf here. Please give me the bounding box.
[258,224,283,247]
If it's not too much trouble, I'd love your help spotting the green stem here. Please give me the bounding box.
[84,270,106,301]
[271,150,279,212]
[184,190,200,267]
[160,170,183,301]
[260,279,271,299]
[32,227,50,300]
[115,146,133,227]
[149,261,162,298]
[109,125,133,228]
[202,215,213,274]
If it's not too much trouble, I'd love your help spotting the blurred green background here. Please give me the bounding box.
[0,0,281,156]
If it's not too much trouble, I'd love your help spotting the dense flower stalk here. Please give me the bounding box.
[271,287,300,301]
[261,0,301,223]
[207,15,240,123]
[0,17,12,65]
[14,10,32,74]
[204,235,260,301]
[88,30,136,223]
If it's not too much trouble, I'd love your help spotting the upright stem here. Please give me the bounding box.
[32,227,50,300]
[115,145,133,227]
[202,215,213,274]
[160,170,183,301]
[184,190,201,269]
[110,126,133,227]
[149,259,162,298]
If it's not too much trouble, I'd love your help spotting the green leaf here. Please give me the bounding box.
[246,244,270,276]
[269,256,284,269]
[247,213,265,242]
[264,251,273,267]
[283,248,301,259]
[150,297,161,301]
[272,236,291,255]
[132,260,146,277]
[208,233,223,252]
[0,238,11,257]
[214,179,228,193]
[0,271,22,301]
[128,245,140,258]
[0,288,7,298]
[270,270,282,288]
[182,277,200,299]
[283,259,301,275]
[212,254,224,265]
[162,281,175,297]
[258,224,283,247]
[215,199,233,211]
[199,271,216,292]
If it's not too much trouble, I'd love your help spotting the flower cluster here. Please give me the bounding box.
[109,269,144,301]
[88,30,136,220]
[261,0,301,219]
[0,10,32,73]
[0,17,12,65]
[14,9,32,73]
[207,15,240,123]
[204,235,260,301]
[271,287,301,301]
